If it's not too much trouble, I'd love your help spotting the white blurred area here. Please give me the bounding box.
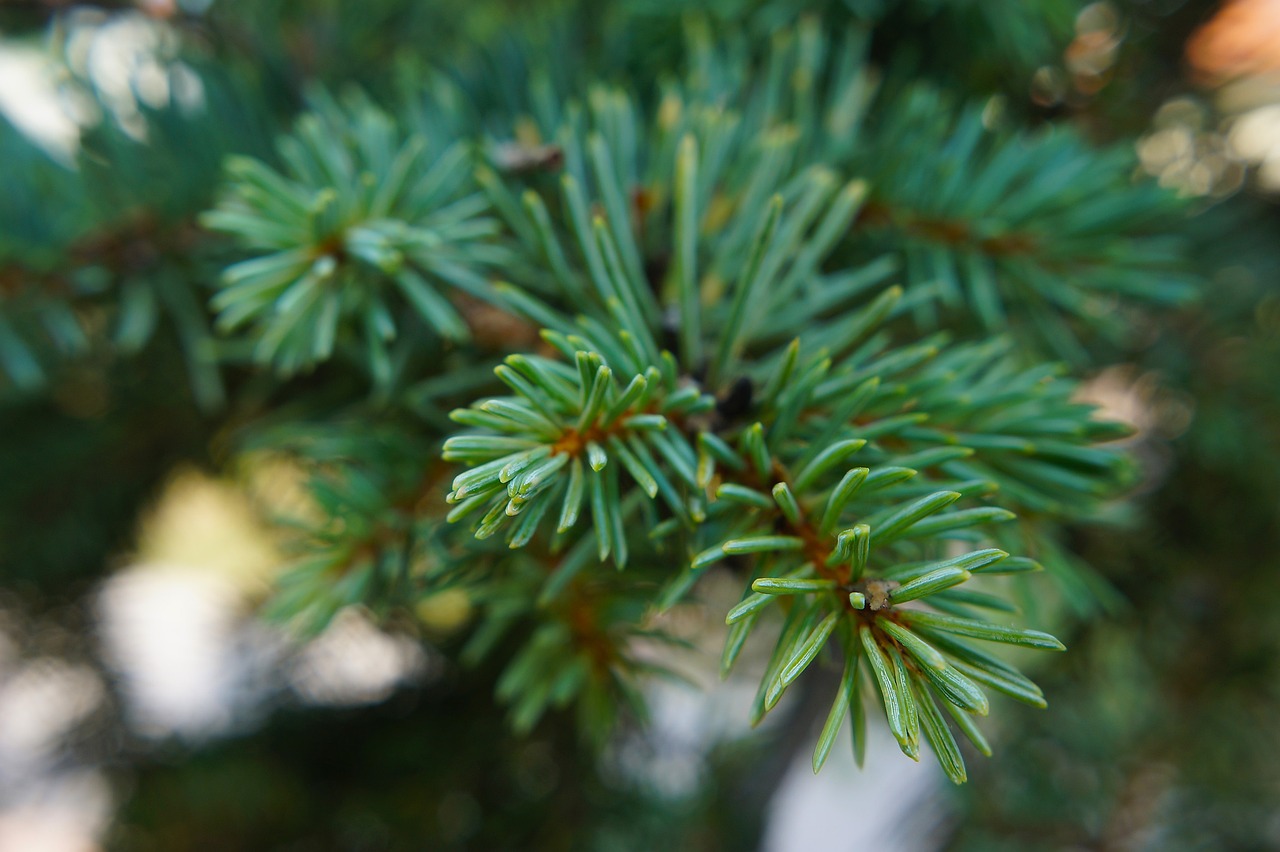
[1138,0,1280,196]
[1227,104,1280,190]
[0,46,80,160]
[0,773,112,852]
[95,563,432,735]
[98,469,435,725]
[0,6,205,164]
[0,649,113,852]
[764,725,946,852]
[97,567,266,738]
[0,469,433,851]
[289,608,429,707]
[97,568,432,736]
[627,672,945,852]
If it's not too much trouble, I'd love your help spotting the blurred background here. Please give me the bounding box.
[1,0,1278,849]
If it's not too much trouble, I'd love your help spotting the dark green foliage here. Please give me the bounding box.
[0,342,214,589]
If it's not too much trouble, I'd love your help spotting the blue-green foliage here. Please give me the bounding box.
[429,79,1135,779]
[0,1,1196,790]
[0,64,271,406]
[203,91,506,381]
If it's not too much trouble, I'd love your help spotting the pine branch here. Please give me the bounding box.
[432,101,1128,778]
[203,89,507,381]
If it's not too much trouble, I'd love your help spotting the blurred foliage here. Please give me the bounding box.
[112,663,771,852]
[953,198,1280,850]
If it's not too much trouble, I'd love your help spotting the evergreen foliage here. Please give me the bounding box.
[5,0,1277,847]
[0,0,1157,781]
